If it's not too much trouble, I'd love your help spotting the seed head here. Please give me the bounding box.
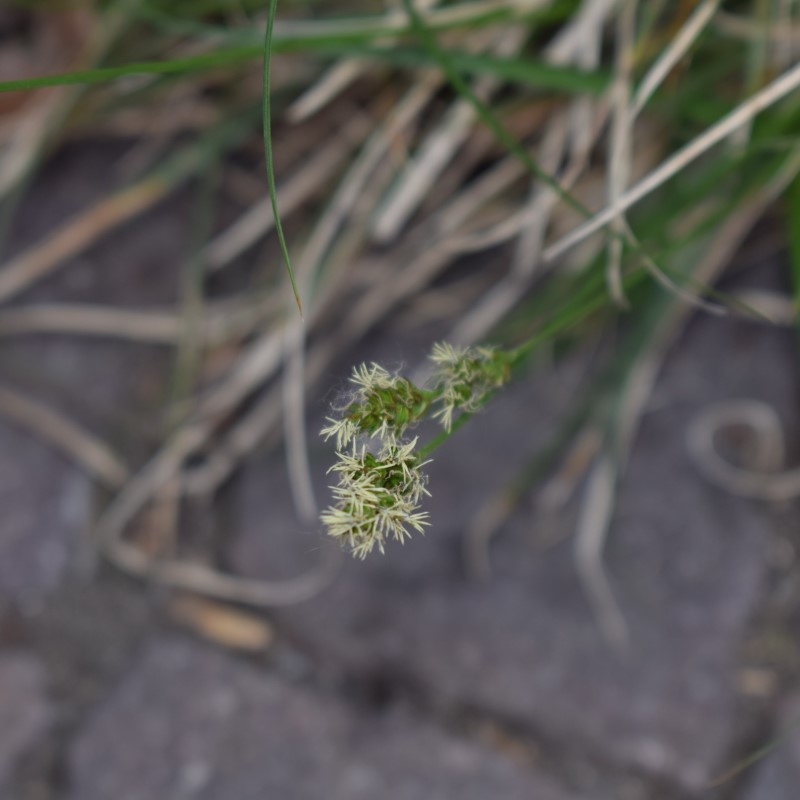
[429,342,510,431]
[321,362,430,448]
[320,439,431,559]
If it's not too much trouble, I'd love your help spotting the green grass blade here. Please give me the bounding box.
[0,1,581,95]
[263,0,302,317]
[399,0,589,220]
[0,42,609,97]
[0,46,262,93]
[708,715,800,788]
[311,44,611,95]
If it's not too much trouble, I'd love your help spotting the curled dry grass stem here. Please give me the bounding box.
[688,400,800,501]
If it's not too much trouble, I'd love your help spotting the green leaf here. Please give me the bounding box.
[263,0,302,317]
[0,46,262,93]
[0,43,608,97]
[311,44,611,95]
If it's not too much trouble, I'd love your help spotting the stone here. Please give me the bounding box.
[742,695,800,800]
[0,419,88,607]
[68,638,583,800]
[0,652,52,785]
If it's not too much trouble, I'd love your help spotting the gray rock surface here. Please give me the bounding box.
[743,695,800,800]
[0,420,88,607]
[0,652,52,785]
[68,637,583,800]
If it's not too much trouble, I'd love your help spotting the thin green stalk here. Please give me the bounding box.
[399,0,589,220]
[0,46,263,92]
[167,162,219,429]
[311,44,610,94]
[708,716,800,788]
[0,44,608,96]
[263,0,302,316]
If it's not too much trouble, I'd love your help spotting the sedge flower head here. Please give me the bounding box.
[321,362,430,448]
[320,439,431,559]
[429,342,510,431]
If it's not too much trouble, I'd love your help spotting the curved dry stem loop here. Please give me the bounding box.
[688,399,800,501]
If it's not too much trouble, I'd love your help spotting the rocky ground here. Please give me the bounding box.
[0,144,798,800]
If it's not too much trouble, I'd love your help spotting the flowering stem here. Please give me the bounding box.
[417,411,473,458]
